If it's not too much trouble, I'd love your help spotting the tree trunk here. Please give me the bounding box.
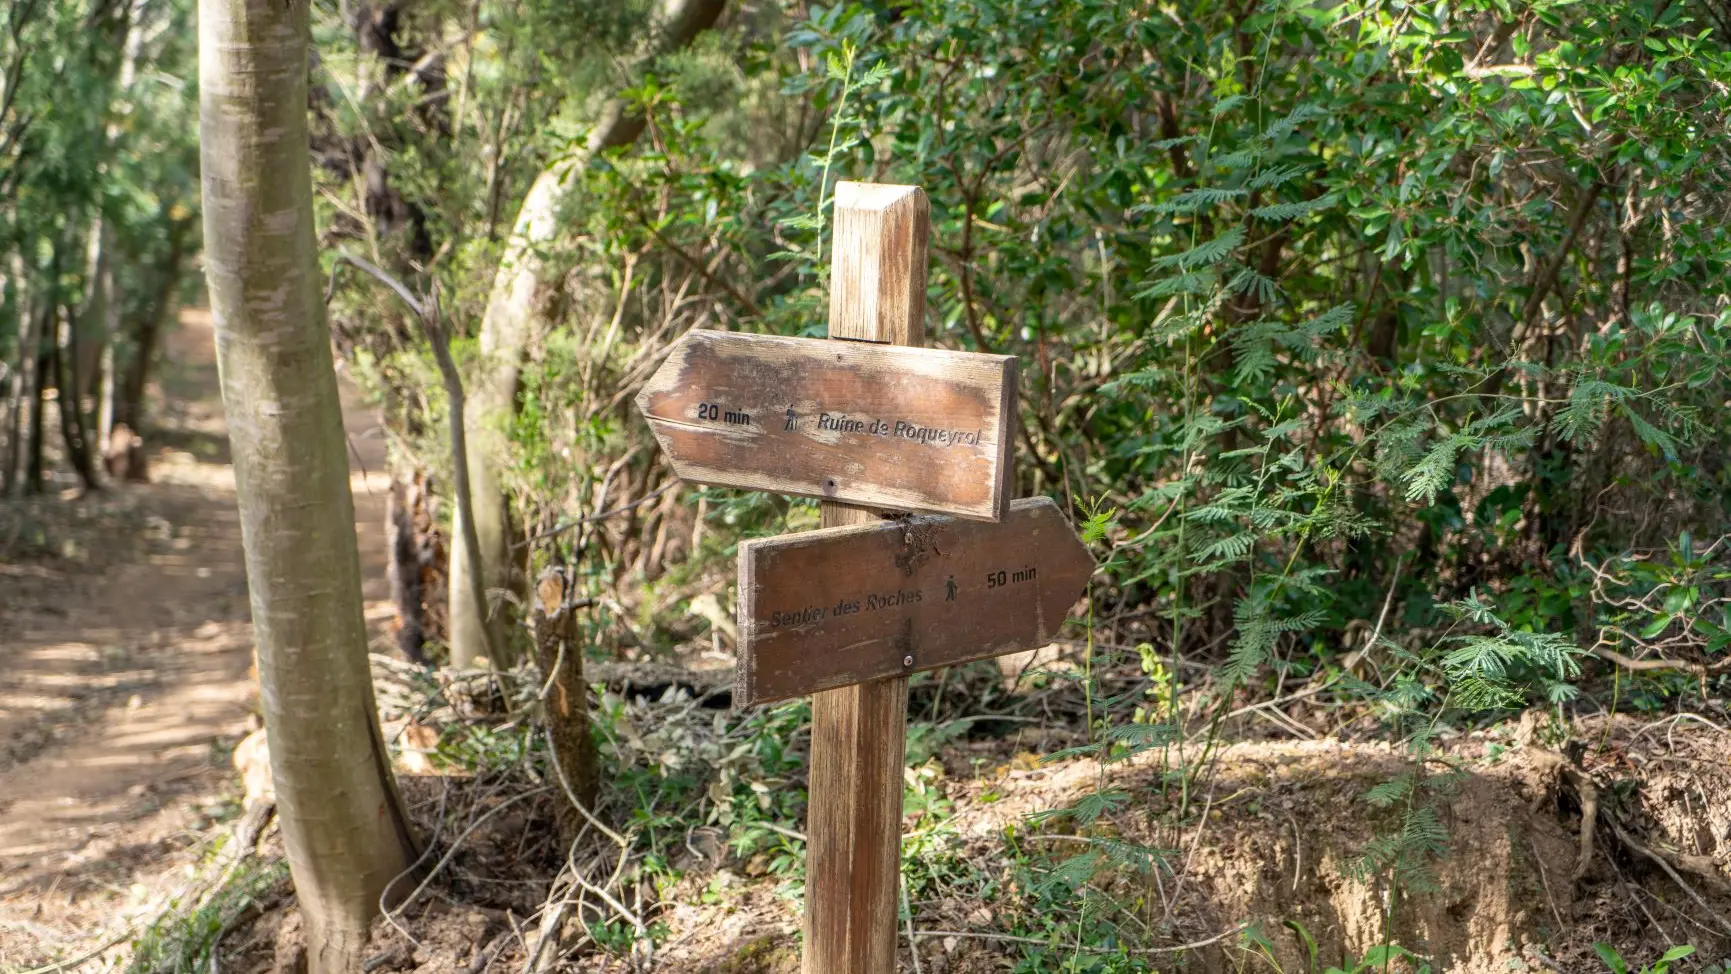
[446,0,728,667]
[199,1,419,971]
[54,302,102,491]
[117,220,189,432]
[96,224,118,457]
[532,567,597,841]
[24,346,45,491]
[21,242,57,496]
[90,3,144,453]
[1,252,8,473]
[3,249,29,496]
[24,345,45,494]
[76,219,107,403]
[387,476,428,665]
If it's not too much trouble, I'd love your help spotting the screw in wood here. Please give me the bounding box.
[902,655,914,668]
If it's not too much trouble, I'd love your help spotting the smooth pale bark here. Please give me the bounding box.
[447,0,728,667]
[94,2,146,454]
[96,230,117,456]
[199,1,418,971]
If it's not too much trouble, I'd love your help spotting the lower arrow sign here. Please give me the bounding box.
[736,496,1096,706]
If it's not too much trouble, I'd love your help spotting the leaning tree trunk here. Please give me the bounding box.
[199,1,419,971]
[446,0,728,668]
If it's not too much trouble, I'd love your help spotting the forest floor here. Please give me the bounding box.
[0,307,399,968]
[1,310,1729,974]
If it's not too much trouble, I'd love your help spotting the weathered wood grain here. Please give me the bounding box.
[737,496,1096,706]
[806,181,927,974]
[635,330,1016,521]
[804,673,906,974]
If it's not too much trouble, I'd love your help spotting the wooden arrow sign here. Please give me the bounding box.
[735,496,1095,705]
[635,331,1017,521]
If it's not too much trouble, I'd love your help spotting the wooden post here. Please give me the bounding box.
[805,182,929,974]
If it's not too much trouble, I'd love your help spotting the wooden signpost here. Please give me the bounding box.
[636,180,1096,974]
[636,327,1017,520]
[737,497,1094,705]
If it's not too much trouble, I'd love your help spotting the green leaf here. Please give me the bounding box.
[1147,187,1247,214]
[1283,920,1319,972]
[1364,776,1412,807]
[1656,945,1696,965]
[1070,789,1131,825]
[1080,508,1116,545]
[1402,436,1462,503]
[1151,226,1245,271]
[1134,271,1216,299]
[1032,850,1100,895]
[1264,103,1329,140]
[1622,405,1679,460]
[1211,94,1248,117]
[1251,194,1336,220]
[1198,531,1257,562]
[1248,163,1310,190]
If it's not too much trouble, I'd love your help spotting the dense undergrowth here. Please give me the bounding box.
[126,657,1731,972]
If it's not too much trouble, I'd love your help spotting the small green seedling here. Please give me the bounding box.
[1594,943,1696,974]
[1325,944,1430,974]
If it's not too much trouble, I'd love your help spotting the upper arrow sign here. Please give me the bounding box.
[635,331,1017,520]
[735,496,1095,706]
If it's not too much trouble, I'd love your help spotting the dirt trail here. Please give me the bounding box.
[0,308,395,964]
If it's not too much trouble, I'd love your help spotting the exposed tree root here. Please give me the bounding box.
[1533,746,1731,938]
[1608,821,1731,937]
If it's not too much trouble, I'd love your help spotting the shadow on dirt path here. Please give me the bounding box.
[0,307,394,963]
